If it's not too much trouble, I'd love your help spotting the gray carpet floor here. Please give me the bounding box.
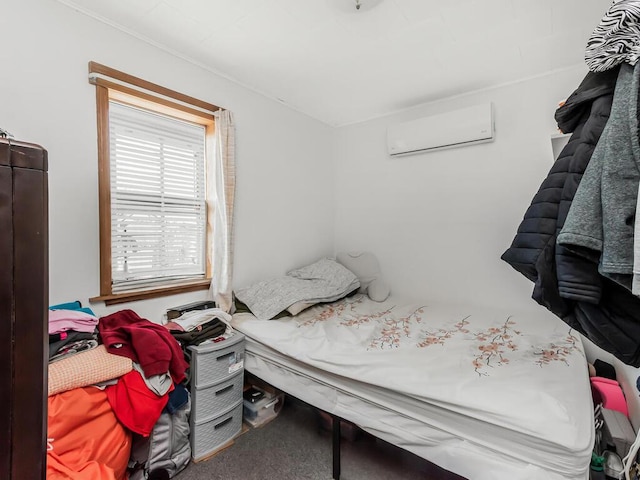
[176,396,464,480]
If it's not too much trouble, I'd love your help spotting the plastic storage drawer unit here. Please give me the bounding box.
[188,333,245,461]
[190,334,245,388]
[191,373,244,422]
[191,402,243,461]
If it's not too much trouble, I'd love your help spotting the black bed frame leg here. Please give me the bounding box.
[331,414,341,480]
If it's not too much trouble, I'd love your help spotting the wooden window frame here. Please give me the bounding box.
[88,62,220,306]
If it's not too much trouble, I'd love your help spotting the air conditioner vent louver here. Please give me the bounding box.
[387,103,494,156]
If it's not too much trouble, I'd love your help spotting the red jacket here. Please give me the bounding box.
[98,309,188,383]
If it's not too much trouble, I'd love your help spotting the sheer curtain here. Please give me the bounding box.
[208,110,236,312]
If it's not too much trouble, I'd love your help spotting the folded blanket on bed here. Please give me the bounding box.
[235,258,360,320]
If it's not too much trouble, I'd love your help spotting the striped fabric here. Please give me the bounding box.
[586,0,640,72]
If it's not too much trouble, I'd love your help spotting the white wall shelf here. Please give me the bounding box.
[551,133,571,161]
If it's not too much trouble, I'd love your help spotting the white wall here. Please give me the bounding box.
[333,66,589,313]
[1,0,335,321]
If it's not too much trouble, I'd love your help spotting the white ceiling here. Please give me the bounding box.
[58,0,610,126]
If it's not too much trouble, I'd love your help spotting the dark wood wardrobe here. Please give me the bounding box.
[0,138,48,479]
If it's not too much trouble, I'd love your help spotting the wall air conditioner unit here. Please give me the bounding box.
[387,103,494,157]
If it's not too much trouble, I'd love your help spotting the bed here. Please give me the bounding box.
[231,293,594,480]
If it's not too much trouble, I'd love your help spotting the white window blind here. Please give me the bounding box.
[109,101,207,292]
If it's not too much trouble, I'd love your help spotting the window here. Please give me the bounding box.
[89,62,219,305]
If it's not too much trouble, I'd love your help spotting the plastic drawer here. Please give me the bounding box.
[192,371,243,422]
[191,401,243,461]
[189,334,245,388]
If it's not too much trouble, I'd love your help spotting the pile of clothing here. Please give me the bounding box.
[47,301,233,480]
[97,309,191,436]
[164,307,232,350]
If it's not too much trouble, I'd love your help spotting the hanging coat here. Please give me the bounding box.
[501,68,618,315]
[557,62,640,293]
[501,67,640,366]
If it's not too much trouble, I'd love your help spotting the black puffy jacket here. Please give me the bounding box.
[502,68,618,314]
[501,67,640,367]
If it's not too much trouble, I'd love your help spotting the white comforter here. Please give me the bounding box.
[232,294,594,479]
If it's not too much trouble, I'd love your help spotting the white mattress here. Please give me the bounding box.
[231,294,594,480]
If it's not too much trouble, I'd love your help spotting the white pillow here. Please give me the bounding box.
[336,251,390,302]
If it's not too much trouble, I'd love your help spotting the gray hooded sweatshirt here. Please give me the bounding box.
[557,62,640,291]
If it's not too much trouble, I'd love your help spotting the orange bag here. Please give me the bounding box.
[47,387,131,480]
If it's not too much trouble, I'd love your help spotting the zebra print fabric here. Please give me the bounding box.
[585,0,640,72]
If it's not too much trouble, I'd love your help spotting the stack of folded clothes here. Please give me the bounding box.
[49,301,99,363]
[164,307,232,347]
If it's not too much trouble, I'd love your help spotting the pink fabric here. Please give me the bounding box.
[49,310,99,335]
[591,376,629,416]
[163,321,184,332]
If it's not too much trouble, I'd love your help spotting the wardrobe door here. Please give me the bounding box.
[0,157,13,480]
[0,139,48,479]
[12,161,48,480]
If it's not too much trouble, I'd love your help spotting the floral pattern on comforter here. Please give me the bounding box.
[295,295,581,376]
